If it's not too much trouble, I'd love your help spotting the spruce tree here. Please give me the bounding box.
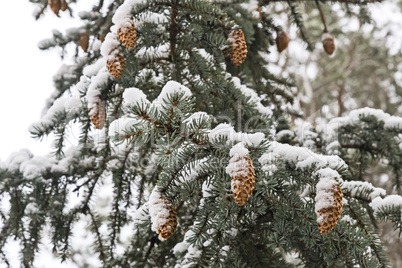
[1,0,402,267]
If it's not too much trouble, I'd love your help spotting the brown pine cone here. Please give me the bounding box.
[149,191,178,240]
[276,31,289,53]
[117,20,137,49]
[106,53,125,79]
[322,32,336,55]
[230,156,255,206]
[60,0,68,11]
[229,29,248,66]
[48,0,61,15]
[316,184,343,235]
[79,32,90,52]
[89,99,106,129]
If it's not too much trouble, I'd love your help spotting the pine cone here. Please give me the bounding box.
[229,29,248,66]
[60,0,68,11]
[230,156,255,206]
[117,20,137,49]
[322,32,335,55]
[106,53,125,79]
[79,32,90,52]
[276,31,289,53]
[48,0,61,15]
[316,184,343,235]
[89,99,106,129]
[149,192,178,240]
[257,6,263,21]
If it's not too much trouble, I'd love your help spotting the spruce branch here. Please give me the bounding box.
[286,0,313,51]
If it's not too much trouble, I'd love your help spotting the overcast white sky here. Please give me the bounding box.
[0,1,64,161]
[0,1,95,162]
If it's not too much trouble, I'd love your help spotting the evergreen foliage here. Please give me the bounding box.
[1,0,402,267]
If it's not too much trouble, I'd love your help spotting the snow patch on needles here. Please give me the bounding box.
[136,43,170,60]
[64,94,83,114]
[261,141,345,170]
[370,195,402,213]
[86,67,111,116]
[109,116,143,138]
[113,0,144,29]
[29,95,69,132]
[152,81,192,110]
[123,87,150,108]
[342,181,386,200]
[173,229,195,255]
[318,107,402,134]
[231,76,273,116]
[132,202,150,223]
[100,33,121,61]
[20,156,55,180]
[240,0,260,19]
[208,123,265,146]
[159,80,192,100]
[83,58,106,77]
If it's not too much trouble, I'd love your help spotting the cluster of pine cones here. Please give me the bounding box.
[48,0,68,15]
[86,11,340,239]
[106,21,137,79]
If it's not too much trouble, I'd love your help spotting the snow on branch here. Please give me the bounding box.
[342,181,386,201]
[230,76,273,116]
[370,195,402,213]
[123,87,150,108]
[86,67,111,118]
[208,123,265,147]
[317,107,402,138]
[113,0,145,30]
[152,81,192,111]
[259,141,346,171]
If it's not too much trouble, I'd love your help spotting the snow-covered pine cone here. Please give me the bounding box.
[276,31,289,53]
[229,29,248,66]
[60,0,68,11]
[149,190,178,240]
[230,156,255,206]
[48,0,61,15]
[79,32,89,52]
[322,32,336,55]
[89,99,106,129]
[106,53,125,79]
[117,20,137,49]
[316,183,343,235]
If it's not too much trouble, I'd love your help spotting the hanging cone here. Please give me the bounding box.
[89,99,106,129]
[257,6,263,21]
[276,31,289,53]
[79,32,90,52]
[229,29,248,66]
[48,0,61,15]
[316,183,343,235]
[60,0,68,11]
[149,190,178,240]
[99,34,106,43]
[230,156,255,206]
[322,32,335,55]
[117,20,137,49]
[106,53,125,79]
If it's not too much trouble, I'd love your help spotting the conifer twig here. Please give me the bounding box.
[315,0,328,32]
